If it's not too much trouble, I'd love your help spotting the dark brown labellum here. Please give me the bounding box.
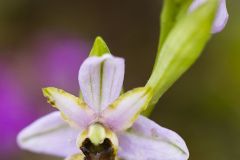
[80,138,115,160]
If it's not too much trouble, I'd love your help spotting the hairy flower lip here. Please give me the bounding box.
[80,138,115,160]
[76,123,119,157]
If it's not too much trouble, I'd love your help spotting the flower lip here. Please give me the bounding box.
[80,138,115,160]
[77,123,119,160]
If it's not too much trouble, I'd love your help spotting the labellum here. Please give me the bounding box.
[80,138,115,160]
[77,123,118,160]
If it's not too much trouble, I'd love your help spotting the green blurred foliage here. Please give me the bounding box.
[0,0,239,160]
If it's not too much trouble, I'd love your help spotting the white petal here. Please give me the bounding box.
[43,87,95,128]
[78,54,125,112]
[189,0,228,33]
[102,87,152,131]
[117,116,189,160]
[17,111,81,157]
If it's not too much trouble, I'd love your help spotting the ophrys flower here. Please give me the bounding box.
[17,38,189,160]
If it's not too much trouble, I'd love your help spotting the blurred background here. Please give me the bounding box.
[0,0,239,160]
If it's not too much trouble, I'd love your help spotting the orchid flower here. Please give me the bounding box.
[189,0,229,33]
[17,38,189,160]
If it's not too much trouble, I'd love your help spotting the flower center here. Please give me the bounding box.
[77,123,119,160]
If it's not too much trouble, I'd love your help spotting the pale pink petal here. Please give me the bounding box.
[117,116,189,160]
[213,0,229,33]
[189,0,228,33]
[78,54,124,112]
[43,87,95,129]
[102,87,152,131]
[17,112,81,157]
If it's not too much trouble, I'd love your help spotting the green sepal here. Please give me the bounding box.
[89,36,111,57]
[144,0,218,116]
